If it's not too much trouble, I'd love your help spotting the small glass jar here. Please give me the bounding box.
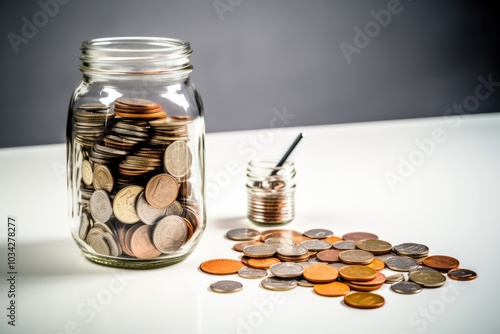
[246,160,296,224]
[66,37,205,268]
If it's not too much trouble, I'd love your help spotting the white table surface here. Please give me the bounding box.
[1,113,499,334]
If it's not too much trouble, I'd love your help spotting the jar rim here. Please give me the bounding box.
[81,37,192,55]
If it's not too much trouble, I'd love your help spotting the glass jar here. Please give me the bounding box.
[66,37,205,268]
[246,160,296,224]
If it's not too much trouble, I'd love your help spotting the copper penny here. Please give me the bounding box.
[144,173,178,209]
[344,292,385,309]
[200,259,244,275]
[316,249,342,263]
[324,235,343,245]
[342,232,378,242]
[344,281,383,292]
[313,281,350,297]
[447,268,477,281]
[303,264,339,283]
[129,224,161,260]
[365,258,385,271]
[423,255,460,271]
[248,257,281,269]
[347,272,386,286]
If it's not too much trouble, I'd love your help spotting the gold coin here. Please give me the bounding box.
[200,259,244,275]
[324,235,343,245]
[344,292,385,309]
[356,239,392,255]
[348,272,387,286]
[339,265,377,282]
[93,164,114,192]
[81,160,93,186]
[339,249,374,265]
[409,270,446,288]
[313,282,350,297]
[164,140,192,178]
[303,264,339,283]
[145,173,178,208]
[113,185,143,224]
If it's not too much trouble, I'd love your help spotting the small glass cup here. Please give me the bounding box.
[246,160,296,224]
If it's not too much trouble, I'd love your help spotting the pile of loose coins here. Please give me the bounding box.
[199,228,477,309]
[75,97,200,259]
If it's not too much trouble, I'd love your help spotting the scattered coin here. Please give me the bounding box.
[265,237,295,246]
[447,268,477,281]
[269,262,304,278]
[423,255,460,271]
[303,228,333,239]
[393,243,429,258]
[385,273,405,284]
[344,292,385,309]
[332,241,356,250]
[243,244,277,258]
[314,281,350,297]
[200,259,244,275]
[303,264,339,283]
[339,250,374,265]
[247,257,281,269]
[385,256,419,272]
[391,281,423,294]
[233,241,264,252]
[339,265,377,282]
[226,228,261,241]
[316,249,342,263]
[342,232,378,242]
[409,270,447,288]
[366,258,385,271]
[300,240,332,252]
[210,280,243,293]
[261,277,297,291]
[238,267,268,279]
[356,239,392,255]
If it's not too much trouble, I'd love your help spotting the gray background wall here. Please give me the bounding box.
[0,0,499,147]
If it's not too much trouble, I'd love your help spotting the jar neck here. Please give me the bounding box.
[79,37,193,82]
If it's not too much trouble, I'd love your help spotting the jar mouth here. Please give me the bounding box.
[80,37,193,76]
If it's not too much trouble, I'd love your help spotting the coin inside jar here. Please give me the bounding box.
[153,215,188,253]
[113,185,143,224]
[144,173,179,209]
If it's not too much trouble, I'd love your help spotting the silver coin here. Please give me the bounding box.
[409,265,438,274]
[303,228,333,239]
[385,256,419,272]
[265,237,295,246]
[164,140,192,178]
[276,245,308,257]
[89,190,112,223]
[153,215,188,253]
[243,244,277,258]
[79,211,92,240]
[238,267,268,279]
[295,275,315,287]
[393,243,429,257]
[391,281,423,294]
[165,200,183,216]
[210,280,243,293]
[136,192,167,225]
[226,228,261,241]
[261,277,297,291]
[86,228,110,256]
[300,240,332,252]
[385,273,405,284]
[332,241,356,250]
[269,262,304,278]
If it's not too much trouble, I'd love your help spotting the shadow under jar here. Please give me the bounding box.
[66,37,206,268]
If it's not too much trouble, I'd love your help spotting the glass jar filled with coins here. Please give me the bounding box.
[246,160,296,224]
[66,37,205,268]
